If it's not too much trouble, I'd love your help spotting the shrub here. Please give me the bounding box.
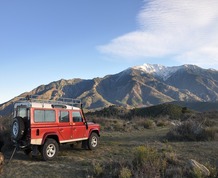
[132,145,167,177]
[166,120,217,141]
[89,117,126,131]
[133,117,156,130]
[0,115,12,152]
[156,118,170,127]
[202,127,217,141]
[205,163,218,178]
[119,167,132,178]
[113,121,125,131]
[92,162,103,177]
[188,161,218,178]
[143,119,156,129]
[165,166,184,178]
[89,145,168,178]
[89,144,198,178]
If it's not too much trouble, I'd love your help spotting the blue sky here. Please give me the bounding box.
[1,0,218,104]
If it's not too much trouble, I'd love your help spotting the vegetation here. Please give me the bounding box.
[0,103,218,177]
[167,119,218,141]
[87,103,194,120]
[130,103,193,119]
[90,144,169,178]
[88,131,218,178]
[86,104,218,177]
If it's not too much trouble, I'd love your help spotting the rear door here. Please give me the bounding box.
[72,111,87,139]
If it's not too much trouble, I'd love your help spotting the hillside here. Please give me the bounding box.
[86,103,194,120]
[171,101,218,112]
[1,64,218,116]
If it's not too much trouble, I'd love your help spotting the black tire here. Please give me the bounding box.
[11,117,25,141]
[41,138,59,161]
[88,133,98,150]
[24,148,32,155]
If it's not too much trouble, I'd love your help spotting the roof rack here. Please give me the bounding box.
[17,95,81,107]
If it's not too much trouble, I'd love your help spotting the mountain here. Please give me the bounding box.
[1,64,218,116]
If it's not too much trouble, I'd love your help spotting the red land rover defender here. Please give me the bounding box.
[11,96,100,161]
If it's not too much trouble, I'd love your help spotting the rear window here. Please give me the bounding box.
[34,110,55,122]
[17,107,28,118]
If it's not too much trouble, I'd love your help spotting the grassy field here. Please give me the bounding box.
[1,126,218,178]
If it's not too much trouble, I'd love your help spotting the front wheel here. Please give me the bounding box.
[88,133,99,150]
[41,139,59,161]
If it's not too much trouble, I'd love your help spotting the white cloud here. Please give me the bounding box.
[98,0,218,68]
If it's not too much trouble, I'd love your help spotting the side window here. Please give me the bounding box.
[34,110,44,122]
[59,111,69,122]
[34,110,55,122]
[45,110,56,122]
[72,111,83,122]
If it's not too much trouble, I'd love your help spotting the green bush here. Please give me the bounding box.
[132,146,167,177]
[205,163,218,178]
[191,167,205,178]
[119,167,132,178]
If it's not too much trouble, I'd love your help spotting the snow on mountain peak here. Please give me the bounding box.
[132,64,182,80]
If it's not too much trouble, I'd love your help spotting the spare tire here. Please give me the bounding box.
[11,117,25,141]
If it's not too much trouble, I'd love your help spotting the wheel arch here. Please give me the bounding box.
[89,129,100,138]
[42,133,60,145]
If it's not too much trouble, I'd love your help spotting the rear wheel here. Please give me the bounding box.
[41,139,59,161]
[11,117,25,141]
[88,133,98,150]
[24,148,32,155]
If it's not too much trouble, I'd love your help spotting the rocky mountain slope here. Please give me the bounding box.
[1,64,218,116]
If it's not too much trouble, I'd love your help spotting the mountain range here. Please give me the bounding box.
[1,63,218,116]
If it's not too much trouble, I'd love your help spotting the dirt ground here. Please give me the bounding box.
[1,128,218,178]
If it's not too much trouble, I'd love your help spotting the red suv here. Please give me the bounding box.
[11,95,100,161]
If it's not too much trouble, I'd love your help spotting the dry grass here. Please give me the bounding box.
[0,126,217,177]
[0,111,218,177]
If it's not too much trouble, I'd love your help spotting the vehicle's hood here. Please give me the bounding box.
[87,122,95,125]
